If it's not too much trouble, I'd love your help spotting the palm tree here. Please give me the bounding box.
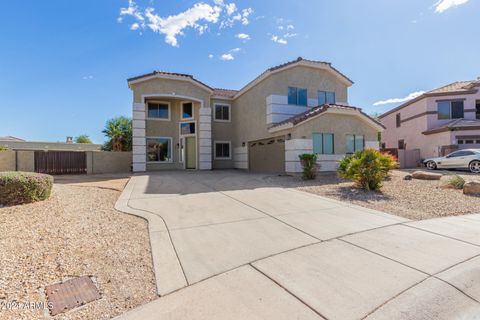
[102,116,132,151]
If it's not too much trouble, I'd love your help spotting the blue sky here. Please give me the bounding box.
[0,0,478,143]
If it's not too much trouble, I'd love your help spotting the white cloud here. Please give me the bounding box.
[208,54,214,59]
[118,0,253,47]
[144,4,221,47]
[271,35,287,45]
[220,53,234,61]
[373,91,426,106]
[230,47,241,53]
[434,0,470,13]
[225,3,237,15]
[286,24,294,30]
[82,75,94,80]
[236,33,250,40]
[283,32,297,38]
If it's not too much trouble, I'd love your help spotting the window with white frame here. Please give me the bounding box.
[181,102,194,120]
[214,104,231,122]
[312,133,334,155]
[147,102,170,120]
[214,141,231,159]
[146,137,172,162]
[179,122,195,136]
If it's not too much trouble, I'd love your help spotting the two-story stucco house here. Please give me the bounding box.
[128,57,383,173]
[380,79,480,159]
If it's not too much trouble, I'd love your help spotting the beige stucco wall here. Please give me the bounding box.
[211,99,235,169]
[130,78,211,108]
[0,151,16,171]
[233,65,350,148]
[17,151,35,172]
[144,98,201,171]
[287,113,378,154]
[87,151,132,174]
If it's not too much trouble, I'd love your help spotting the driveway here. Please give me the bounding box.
[115,170,480,320]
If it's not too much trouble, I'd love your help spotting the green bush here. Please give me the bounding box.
[0,172,53,206]
[338,149,398,191]
[299,153,318,180]
[447,175,465,189]
[0,145,9,151]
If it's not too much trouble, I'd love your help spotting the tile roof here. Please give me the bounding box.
[380,79,480,119]
[423,119,480,135]
[427,80,479,94]
[271,104,384,129]
[127,57,353,99]
[212,88,239,98]
[266,57,354,84]
[127,71,213,91]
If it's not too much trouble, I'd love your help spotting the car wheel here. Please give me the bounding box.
[469,160,480,173]
[426,161,437,170]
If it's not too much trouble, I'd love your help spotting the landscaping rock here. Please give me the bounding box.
[463,181,480,195]
[403,175,413,181]
[412,171,442,180]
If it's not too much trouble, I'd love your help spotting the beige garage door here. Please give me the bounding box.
[248,137,285,173]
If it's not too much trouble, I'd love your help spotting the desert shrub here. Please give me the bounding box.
[338,149,398,191]
[0,145,9,151]
[447,175,465,189]
[0,172,53,206]
[299,153,318,180]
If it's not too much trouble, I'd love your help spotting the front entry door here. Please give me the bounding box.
[185,136,196,169]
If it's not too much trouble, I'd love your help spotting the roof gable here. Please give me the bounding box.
[127,71,213,93]
[269,104,384,133]
[233,57,353,99]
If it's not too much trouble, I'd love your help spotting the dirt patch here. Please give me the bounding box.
[53,174,131,192]
[266,170,480,220]
[0,180,156,319]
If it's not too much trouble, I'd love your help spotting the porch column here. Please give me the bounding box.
[199,107,212,170]
[132,102,146,172]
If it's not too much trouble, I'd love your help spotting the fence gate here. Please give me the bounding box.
[34,151,87,175]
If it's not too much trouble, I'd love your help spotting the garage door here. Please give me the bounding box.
[248,137,285,173]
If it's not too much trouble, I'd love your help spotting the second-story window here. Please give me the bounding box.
[396,114,401,128]
[288,87,307,106]
[437,100,464,120]
[214,103,231,122]
[318,91,336,105]
[147,102,170,120]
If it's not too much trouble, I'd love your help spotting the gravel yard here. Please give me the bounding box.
[268,169,480,220]
[0,177,156,320]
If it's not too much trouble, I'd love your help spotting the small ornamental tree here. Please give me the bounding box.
[75,134,92,144]
[338,149,398,191]
[299,153,318,180]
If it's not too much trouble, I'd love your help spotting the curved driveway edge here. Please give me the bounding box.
[114,171,480,319]
[115,176,188,296]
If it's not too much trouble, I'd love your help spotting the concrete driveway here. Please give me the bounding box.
[115,170,480,320]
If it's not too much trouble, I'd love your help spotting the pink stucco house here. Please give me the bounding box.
[379,79,480,159]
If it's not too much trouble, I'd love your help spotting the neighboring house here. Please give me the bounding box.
[379,79,480,159]
[128,57,383,174]
[0,137,102,151]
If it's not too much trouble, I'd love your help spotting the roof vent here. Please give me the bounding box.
[66,136,73,143]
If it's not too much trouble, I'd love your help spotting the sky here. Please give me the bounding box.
[0,0,478,144]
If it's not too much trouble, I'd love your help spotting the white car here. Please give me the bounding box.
[423,149,480,173]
